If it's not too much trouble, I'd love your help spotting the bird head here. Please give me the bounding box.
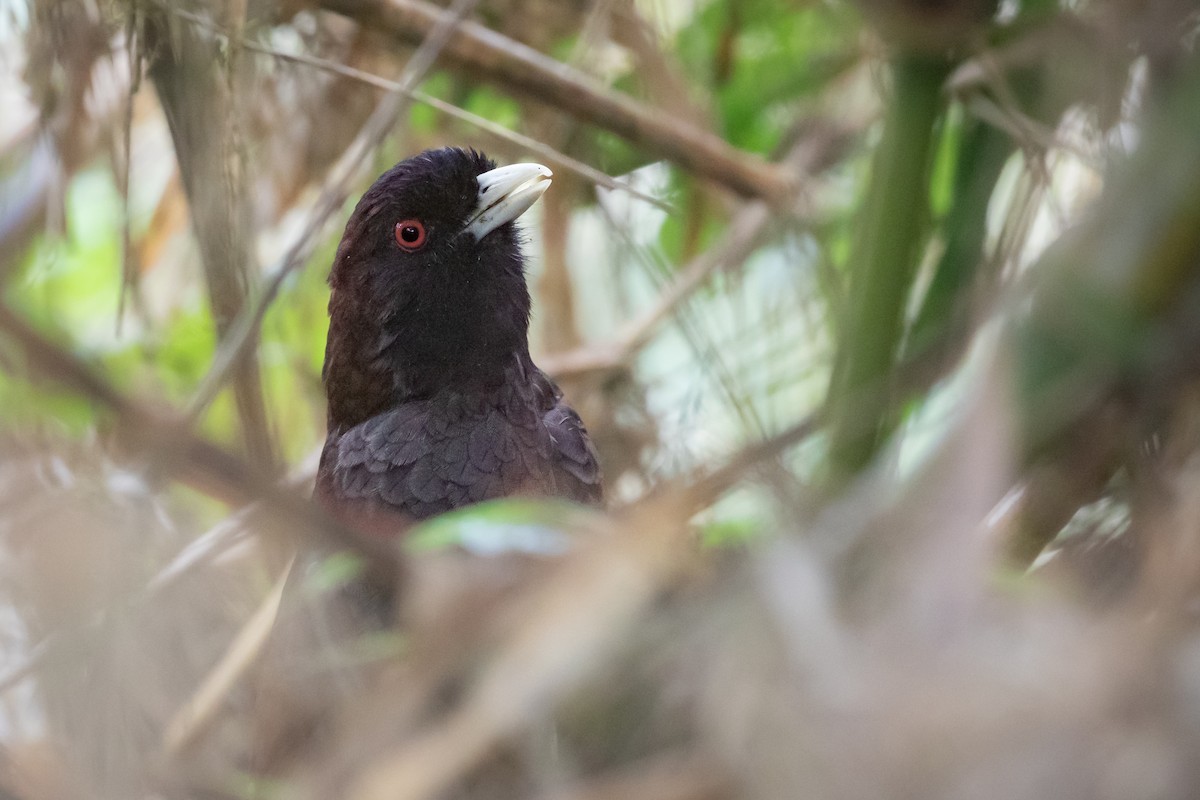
[323,148,553,427]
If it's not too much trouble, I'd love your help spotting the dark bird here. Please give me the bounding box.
[316,147,602,536]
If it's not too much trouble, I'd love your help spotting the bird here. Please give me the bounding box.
[315,147,603,538]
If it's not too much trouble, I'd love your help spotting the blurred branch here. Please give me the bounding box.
[318,0,794,202]
[1005,52,1200,564]
[0,302,402,575]
[144,6,277,471]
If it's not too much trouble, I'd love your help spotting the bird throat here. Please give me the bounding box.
[323,284,529,430]
[385,308,524,395]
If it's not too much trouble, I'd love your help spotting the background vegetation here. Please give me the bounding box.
[2,0,1200,797]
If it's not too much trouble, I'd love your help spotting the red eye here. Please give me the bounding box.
[394,219,427,251]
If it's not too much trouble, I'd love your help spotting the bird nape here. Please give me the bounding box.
[315,147,603,539]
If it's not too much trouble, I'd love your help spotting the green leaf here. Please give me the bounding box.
[406,497,591,555]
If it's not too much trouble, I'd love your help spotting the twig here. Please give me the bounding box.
[144,507,253,594]
[319,0,794,202]
[540,201,773,378]
[682,412,819,509]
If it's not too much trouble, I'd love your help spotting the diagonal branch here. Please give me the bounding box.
[169,13,672,211]
[0,302,401,576]
[319,0,794,202]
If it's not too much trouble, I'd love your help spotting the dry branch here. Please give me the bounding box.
[318,0,794,202]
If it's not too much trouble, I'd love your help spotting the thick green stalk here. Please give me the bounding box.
[905,116,1015,364]
[824,54,950,485]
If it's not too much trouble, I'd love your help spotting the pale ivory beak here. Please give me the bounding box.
[464,162,553,241]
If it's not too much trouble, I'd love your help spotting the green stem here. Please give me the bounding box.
[824,54,950,485]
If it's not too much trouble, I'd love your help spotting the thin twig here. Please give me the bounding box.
[208,28,676,212]
[539,201,774,378]
[234,37,671,212]
[162,3,670,207]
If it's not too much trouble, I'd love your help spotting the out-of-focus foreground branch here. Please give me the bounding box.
[0,302,402,577]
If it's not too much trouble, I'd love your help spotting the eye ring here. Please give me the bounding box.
[394,219,427,251]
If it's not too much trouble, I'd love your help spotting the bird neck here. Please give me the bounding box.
[322,286,532,431]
